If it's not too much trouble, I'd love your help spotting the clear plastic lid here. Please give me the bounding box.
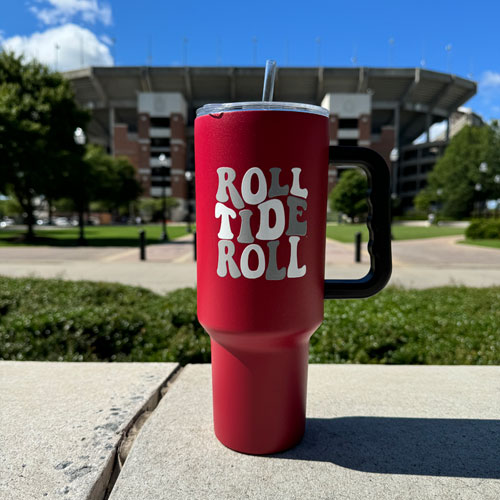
[196,101,329,118]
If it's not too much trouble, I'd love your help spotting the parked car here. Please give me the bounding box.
[54,217,70,227]
[0,217,15,228]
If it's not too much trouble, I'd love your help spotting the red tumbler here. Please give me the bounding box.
[195,102,392,454]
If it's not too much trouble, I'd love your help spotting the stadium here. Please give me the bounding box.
[65,66,478,219]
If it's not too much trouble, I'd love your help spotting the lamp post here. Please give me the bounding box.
[476,162,489,218]
[184,170,194,233]
[493,174,500,218]
[388,147,399,239]
[436,188,443,211]
[73,127,87,245]
[159,153,169,242]
[389,147,399,200]
[474,182,483,218]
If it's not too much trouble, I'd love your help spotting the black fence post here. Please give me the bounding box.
[139,230,146,261]
[355,231,362,263]
[193,231,197,262]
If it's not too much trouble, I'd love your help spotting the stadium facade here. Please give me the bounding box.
[64,66,477,219]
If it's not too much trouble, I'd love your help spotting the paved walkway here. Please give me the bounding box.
[2,362,499,500]
[392,236,500,267]
[1,235,500,292]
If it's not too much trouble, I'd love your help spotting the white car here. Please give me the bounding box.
[0,217,14,228]
[54,217,70,227]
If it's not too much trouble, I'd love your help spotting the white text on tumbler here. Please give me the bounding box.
[215,166,308,280]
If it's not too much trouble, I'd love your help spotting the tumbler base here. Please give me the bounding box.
[210,336,309,455]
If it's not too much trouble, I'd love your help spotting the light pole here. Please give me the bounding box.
[491,173,500,218]
[436,188,443,211]
[159,153,169,242]
[73,127,87,245]
[184,170,195,233]
[476,162,489,218]
[388,38,395,66]
[474,182,483,218]
[73,127,86,145]
[390,192,398,239]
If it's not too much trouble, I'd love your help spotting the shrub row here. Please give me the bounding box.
[0,278,209,364]
[466,219,500,239]
[0,277,499,365]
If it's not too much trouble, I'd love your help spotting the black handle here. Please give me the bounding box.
[324,146,392,299]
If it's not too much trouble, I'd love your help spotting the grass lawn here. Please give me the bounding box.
[0,224,192,247]
[459,239,500,249]
[326,223,465,243]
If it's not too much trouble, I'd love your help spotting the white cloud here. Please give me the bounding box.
[473,70,500,120]
[481,71,500,88]
[29,0,112,26]
[429,121,447,140]
[1,23,113,71]
[99,34,113,46]
[413,120,448,144]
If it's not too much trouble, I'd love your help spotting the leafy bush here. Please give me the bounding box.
[0,277,499,365]
[312,287,500,364]
[466,219,500,239]
[0,278,209,364]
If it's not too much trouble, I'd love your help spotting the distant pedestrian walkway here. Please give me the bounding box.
[1,235,499,293]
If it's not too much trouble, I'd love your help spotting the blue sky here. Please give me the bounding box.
[1,0,500,119]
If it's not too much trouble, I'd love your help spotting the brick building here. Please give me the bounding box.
[64,66,477,217]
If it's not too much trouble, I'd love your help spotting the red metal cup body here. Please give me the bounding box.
[195,108,329,454]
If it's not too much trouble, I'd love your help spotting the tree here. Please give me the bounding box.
[414,124,500,219]
[135,197,179,223]
[83,145,142,213]
[413,188,435,215]
[62,145,142,240]
[0,195,22,219]
[0,52,89,239]
[329,169,368,221]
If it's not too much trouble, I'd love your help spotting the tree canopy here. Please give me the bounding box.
[414,123,500,219]
[0,51,89,237]
[83,144,142,213]
[0,52,141,240]
[329,169,368,220]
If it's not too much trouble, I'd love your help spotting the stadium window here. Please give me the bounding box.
[151,167,170,177]
[151,179,171,188]
[150,117,171,128]
[338,118,358,129]
[151,137,170,148]
[338,139,358,146]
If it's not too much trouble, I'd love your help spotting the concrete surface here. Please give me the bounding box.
[1,236,500,292]
[391,235,500,267]
[0,362,178,500]
[0,261,198,293]
[110,364,500,500]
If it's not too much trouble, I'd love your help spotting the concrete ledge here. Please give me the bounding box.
[110,364,500,500]
[0,361,178,500]
[2,363,499,499]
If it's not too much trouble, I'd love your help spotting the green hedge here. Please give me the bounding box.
[0,277,499,365]
[466,219,500,239]
[0,278,209,364]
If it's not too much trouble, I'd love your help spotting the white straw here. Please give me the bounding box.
[262,60,277,101]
